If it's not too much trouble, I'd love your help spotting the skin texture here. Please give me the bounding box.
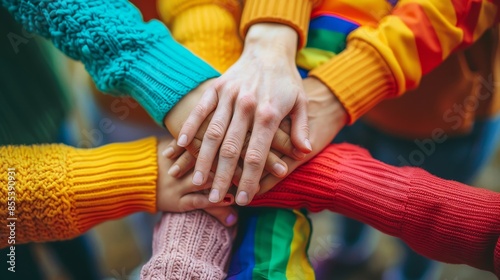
[176,23,312,206]
[156,138,237,227]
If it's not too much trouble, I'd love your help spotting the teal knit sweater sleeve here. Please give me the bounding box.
[1,0,220,125]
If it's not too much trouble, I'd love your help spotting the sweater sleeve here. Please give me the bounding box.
[240,0,322,49]
[0,137,158,247]
[251,143,500,276]
[157,0,242,73]
[1,0,220,125]
[309,0,500,124]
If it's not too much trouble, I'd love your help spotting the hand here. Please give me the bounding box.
[259,77,348,193]
[175,23,311,206]
[164,77,306,201]
[156,138,237,227]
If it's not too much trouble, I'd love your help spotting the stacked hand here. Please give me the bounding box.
[163,77,347,206]
[170,23,312,206]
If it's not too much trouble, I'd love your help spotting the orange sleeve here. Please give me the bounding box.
[240,0,322,49]
[0,138,157,247]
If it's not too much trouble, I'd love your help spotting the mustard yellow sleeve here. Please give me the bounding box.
[240,0,322,49]
[0,137,157,247]
[310,0,500,124]
[157,0,242,72]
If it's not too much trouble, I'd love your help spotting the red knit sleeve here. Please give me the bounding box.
[251,143,500,276]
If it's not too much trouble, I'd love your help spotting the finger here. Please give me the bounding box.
[259,155,301,194]
[179,193,233,213]
[181,171,215,194]
[236,106,280,206]
[162,139,186,159]
[264,150,288,178]
[271,127,305,160]
[289,96,312,153]
[203,205,238,227]
[241,143,286,178]
[168,150,196,178]
[177,87,218,147]
[192,94,234,186]
[210,108,251,203]
[185,138,202,159]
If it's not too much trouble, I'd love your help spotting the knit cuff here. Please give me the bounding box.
[309,39,397,124]
[141,211,233,280]
[118,33,220,126]
[240,0,316,49]
[70,137,158,233]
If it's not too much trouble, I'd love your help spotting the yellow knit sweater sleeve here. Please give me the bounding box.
[157,0,243,72]
[0,137,157,247]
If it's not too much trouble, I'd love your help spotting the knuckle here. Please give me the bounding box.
[237,95,257,114]
[220,140,240,159]
[257,106,280,126]
[213,79,226,90]
[213,173,231,188]
[192,103,208,118]
[238,178,259,193]
[204,120,226,141]
[244,150,265,167]
[187,141,201,158]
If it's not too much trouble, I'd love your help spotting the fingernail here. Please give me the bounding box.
[293,148,306,159]
[305,139,312,152]
[223,195,232,203]
[162,147,175,158]
[209,189,220,203]
[167,165,180,177]
[236,191,249,205]
[192,171,204,185]
[177,134,188,147]
[226,214,237,225]
[273,163,286,176]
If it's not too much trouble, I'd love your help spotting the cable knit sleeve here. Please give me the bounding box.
[1,0,220,125]
[252,144,500,276]
[0,137,157,247]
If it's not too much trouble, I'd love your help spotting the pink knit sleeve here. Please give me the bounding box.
[251,143,500,276]
[141,211,233,280]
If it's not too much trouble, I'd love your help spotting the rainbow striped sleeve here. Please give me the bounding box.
[309,0,500,124]
[227,208,315,280]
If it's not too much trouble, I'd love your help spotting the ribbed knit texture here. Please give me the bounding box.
[240,0,321,49]
[0,137,157,246]
[251,143,500,276]
[158,0,242,72]
[0,7,68,145]
[141,211,233,280]
[2,0,220,125]
[309,39,397,124]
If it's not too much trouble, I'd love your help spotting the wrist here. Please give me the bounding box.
[164,79,215,136]
[244,23,298,57]
[304,77,349,125]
